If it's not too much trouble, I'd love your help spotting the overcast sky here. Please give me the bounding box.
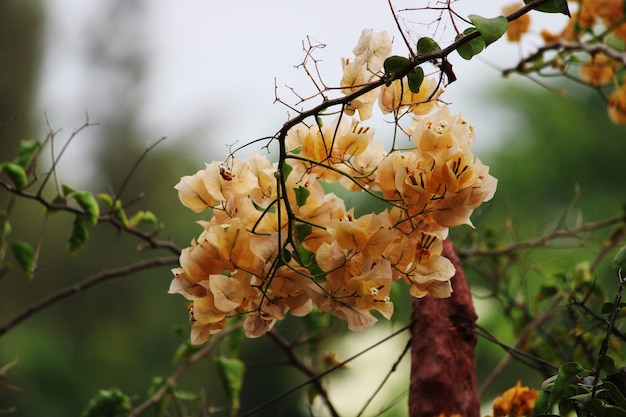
[36,1,567,164]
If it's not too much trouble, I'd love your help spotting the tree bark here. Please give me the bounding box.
[408,238,479,417]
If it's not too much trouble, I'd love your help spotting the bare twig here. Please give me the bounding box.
[267,330,340,417]
[478,295,563,396]
[356,336,411,417]
[115,136,167,200]
[239,325,410,417]
[0,256,179,337]
[129,321,244,417]
[458,215,626,258]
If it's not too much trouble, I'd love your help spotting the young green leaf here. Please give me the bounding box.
[294,185,311,207]
[416,37,441,55]
[97,193,114,208]
[14,139,41,168]
[383,55,412,76]
[468,14,508,46]
[216,356,245,417]
[68,215,90,255]
[112,200,130,228]
[73,191,100,225]
[456,28,486,60]
[61,183,76,196]
[524,0,571,16]
[407,67,425,93]
[79,388,132,417]
[282,162,293,179]
[0,211,11,239]
[0,162,28,189]
[10,241,35,280]
[129,210,158,227]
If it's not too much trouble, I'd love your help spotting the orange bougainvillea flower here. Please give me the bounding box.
[580,53,617,86]
[608,78,626,124]
[492,380,538,417]
[503,3,531,41]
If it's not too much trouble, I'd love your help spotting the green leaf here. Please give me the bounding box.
[73,191,100,225]
[61,183,76,196]
[173,389,199,401]
[10,241,35,280]
[0,211,11,239]
[613,246,626,274]
[216,357,245,417]
[79,388,131,417]
[383,55,412,76]
[548,362,585,410]
[416,37,441,55]
[283,162,293,180]
[468,14,509,46]
[603,302,616,314]
[585,398,626,417]
[524,0,571,16]
[456,28,486,60]
[0,162,28,189]
[294,186,311,207]
[68,215,90,255]
[14,140,41,168]
[295,223,312,243]
[407,67,425,93]
[289,146,302,155]
[129,210,158,227]
[97,193,114,208]
[112,200,129,228]
[531,389,551,416]
[600,380,626,409]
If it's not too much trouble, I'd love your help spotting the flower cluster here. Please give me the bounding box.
[170,29,497,344]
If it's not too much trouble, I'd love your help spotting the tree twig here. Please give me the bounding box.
[0,256,179,337]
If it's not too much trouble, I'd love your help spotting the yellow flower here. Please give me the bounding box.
[492,381,538,417]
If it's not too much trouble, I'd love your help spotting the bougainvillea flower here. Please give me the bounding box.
[379,76,440,115]
[492,380,538,417]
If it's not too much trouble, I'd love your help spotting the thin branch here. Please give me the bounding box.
[356,336,411,417]
[239,324,410,417]
[478,295,563,396]
[129,321,244,417]
[0,256,179,338]
[0,182,181,256]
[267,330,340,417]
[458,214,626,258]
[387,0,415,58]
[115,136,167,200]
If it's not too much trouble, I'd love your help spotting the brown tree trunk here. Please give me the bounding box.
[408,238,479,417]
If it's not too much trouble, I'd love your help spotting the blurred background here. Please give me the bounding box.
[1,0,625,416]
